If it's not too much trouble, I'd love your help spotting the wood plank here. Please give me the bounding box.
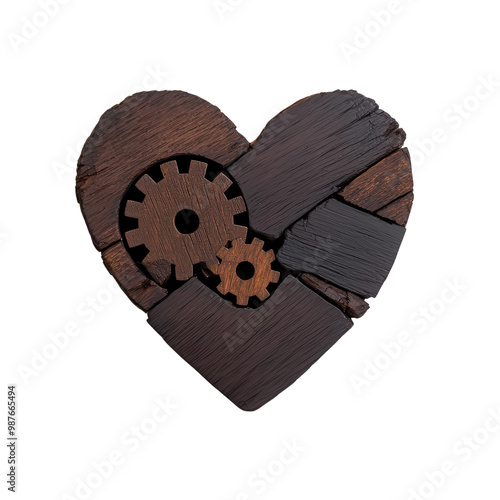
[228,90,406,239]
[377,192,414,227]
[338,148,413,212]
[300,273,369,318]
[277,198,406,298]
[148,276,352,411]
[102,241,168,312]
[77,91,249,251]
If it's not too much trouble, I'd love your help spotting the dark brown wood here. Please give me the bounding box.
[377,192,414,226]
[338,148,413,212]
[228,90,406,239]
[148,276,352,411]
[77,91,249,252]
[102,241,168,311]
[124,158,247,282]
[300,273,369,318]
[277,197,406,298]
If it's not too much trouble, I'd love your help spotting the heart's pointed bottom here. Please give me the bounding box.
[148,275,353,411]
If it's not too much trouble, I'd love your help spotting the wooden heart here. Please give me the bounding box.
[76,90,413,411]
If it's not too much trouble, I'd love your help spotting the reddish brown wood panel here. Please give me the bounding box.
[277,197,406,298]
[377,192,414,226]
[77,91,249,251]
[148,276,352,411]
[338,148,413,212]
[102,241,168,311]
[228,91,406,239]
[300,273,369,318]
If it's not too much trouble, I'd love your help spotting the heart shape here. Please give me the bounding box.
[76,90,413,411]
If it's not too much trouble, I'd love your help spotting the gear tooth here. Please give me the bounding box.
[231,238,245,250]
[160,160,179,180]
[252,238,264,250]
[257,290,270,302]
[270,270,281,283]
[236,295,249,306]
[125,228,144,248]
[228,197,246,215]
[233,226,248,241]
[265,249,276,263]
[135,174,156,194]
[217,283,227,295]
[189,160,207,178]
[217,246,229,259]
[124,200,143,219]
[213,173,232,192]
[174,262,193,281]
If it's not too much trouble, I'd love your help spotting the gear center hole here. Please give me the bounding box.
[236,261,255,281]
[175,209,200,234]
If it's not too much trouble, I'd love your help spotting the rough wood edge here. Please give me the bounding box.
[376,191,414,227]
[102,241,168,312]
[338,148,413,213]
[300,273,370,318]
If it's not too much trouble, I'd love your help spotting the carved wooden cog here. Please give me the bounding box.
[124,159,247,283]
[211,238,281,306]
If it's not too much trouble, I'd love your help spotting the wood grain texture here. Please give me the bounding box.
[102,241,168,312]
[300,273,369,318]
[76,91,249,251]
[148,275,352,411]
[277,197,406,298]
[210,238,280,306]
[377,192,414,226]
[338,148,413,212]
[124,159,247,282]
[228,90,406,239]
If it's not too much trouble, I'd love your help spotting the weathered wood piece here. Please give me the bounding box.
[102,241,168,311]
[338,148,413,212]
[77,91,249,251]
[277,198,406,298]
[300,273,369,318]
[228,90,406,239]
[377,192,414,227]
[124,158,247,282]
[148,276,352,411]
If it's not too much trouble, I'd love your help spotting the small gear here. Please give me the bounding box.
[211,238,280,306]
[124,159,247,283]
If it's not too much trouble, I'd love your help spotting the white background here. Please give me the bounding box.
[2,0,500,499]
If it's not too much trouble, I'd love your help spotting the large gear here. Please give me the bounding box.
[211,238,280,306]
[124,159,247,283]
